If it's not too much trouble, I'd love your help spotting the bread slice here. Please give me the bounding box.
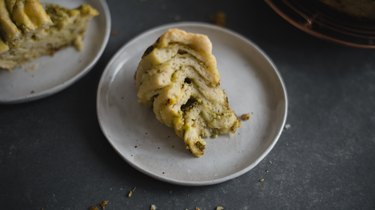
[135,28,241,157]
[0,0,98,70]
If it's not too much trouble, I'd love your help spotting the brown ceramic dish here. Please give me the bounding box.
[265,0,375,48]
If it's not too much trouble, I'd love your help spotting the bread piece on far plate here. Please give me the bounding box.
[0,0,98,70]
[135,28,241,157]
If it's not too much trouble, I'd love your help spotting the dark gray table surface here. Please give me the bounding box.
[1,0,375,209]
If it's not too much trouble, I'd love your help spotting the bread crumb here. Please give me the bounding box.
[284,124,291,130]
[213,11,226,27]
[216,206,225,210]
[88,200,109,210]
[99,200,109,209]
[239,113,250,121]
[128,187,136,198]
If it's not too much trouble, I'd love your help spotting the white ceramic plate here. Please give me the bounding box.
[0,0,111,103]
[97,22,288,186]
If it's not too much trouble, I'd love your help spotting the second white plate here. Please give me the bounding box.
[97,22,287,186]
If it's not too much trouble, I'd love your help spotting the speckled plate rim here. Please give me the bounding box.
[97,22,288,186]
[0,0,111,104]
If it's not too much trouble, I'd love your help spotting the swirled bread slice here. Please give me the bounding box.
[135,28,241,157]
[0,0,98,70]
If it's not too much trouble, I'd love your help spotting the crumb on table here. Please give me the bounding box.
[128,187,136,198]
[285,123,291,129]
[150,204,157,210]
[212,11,226,27]
[216,206,225,210]
[99,200,109,209]
[88,206,99,210]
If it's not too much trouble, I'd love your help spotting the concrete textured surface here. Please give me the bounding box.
[0,0,375,209]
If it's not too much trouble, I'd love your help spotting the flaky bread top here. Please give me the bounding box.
[0,0,98,53]
[156,28,220,85]
[136,28,220,89]
[0,0,52,43]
